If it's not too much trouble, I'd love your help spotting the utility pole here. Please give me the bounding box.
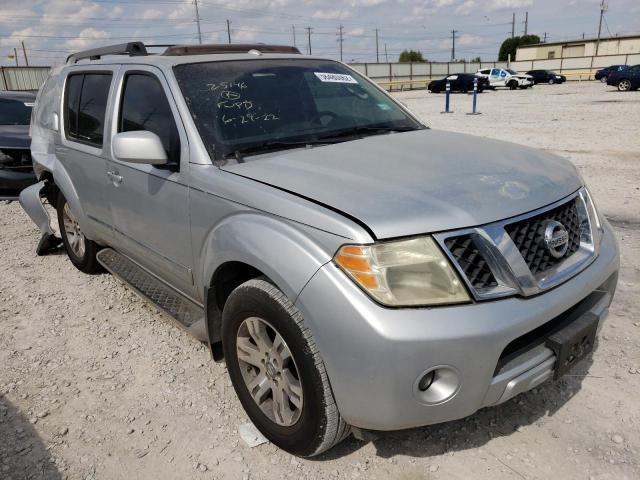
[306,27,312,55]
[193,0,202,44]
[543,32,547,43]
[226,19,231,44]
[292,25,296,48]
[337,25,344,61]
[595,0,607,57]
[21,41,29,66]
[523,11,528,35]
[511,12,515,38]
[375,28,379,63]
[13,47,19,66]
[384,43,388,62]
[451,29,457,61]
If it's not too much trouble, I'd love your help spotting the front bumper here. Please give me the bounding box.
[294,222,619,431]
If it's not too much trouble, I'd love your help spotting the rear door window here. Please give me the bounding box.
[65,72,112,147]
[118,73,180,163]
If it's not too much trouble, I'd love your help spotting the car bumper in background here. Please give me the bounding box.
[295,222,619,431]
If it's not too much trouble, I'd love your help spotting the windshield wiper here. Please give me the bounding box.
[316,125,418,141]
[222,138,345,162]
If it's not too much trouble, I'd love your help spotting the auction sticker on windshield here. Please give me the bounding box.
[314,72,358,84]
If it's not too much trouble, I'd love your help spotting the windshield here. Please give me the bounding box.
[0,98,32,125]
[173,59,422,161]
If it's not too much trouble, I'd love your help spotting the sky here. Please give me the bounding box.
[1,0,639,66]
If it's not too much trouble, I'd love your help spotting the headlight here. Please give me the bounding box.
[334,236,470,307]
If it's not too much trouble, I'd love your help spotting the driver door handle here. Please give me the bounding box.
[107,170,123,186]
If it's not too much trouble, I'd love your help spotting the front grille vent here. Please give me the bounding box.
[445,235,498,290]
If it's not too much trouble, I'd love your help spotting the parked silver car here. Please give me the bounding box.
[21,42,619,457]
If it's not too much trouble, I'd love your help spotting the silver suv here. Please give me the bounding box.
[21,42,619,457]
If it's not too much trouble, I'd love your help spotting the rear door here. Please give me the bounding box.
[59,68,117,242]
[106,65,195,298]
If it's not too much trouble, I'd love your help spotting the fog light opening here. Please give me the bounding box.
[418,371,436,391]
[413,366,460,405]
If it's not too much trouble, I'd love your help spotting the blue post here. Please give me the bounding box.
[441,81,453,114]
[467,77,482,115]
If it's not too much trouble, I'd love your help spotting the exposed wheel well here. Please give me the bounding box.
[206,261,265,361]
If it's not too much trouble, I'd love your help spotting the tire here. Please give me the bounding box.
[618,79,632,92]
[222,278,350,457]
[508,81,518,90]
[600,76,607,83]
[548,78,555,85]
[56,193,101,274]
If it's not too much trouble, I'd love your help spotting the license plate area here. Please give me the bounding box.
[545,312,599,380]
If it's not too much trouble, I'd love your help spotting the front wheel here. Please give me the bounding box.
[618,79,632,91]
[548,78,555,85]
[600,76,607,83]
[56,193,101,273]
[222,278,350,457]
[508,81,518,90]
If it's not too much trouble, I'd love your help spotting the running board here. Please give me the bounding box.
[96,248,207,341]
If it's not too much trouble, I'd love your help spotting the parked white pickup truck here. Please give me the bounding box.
[476,68,534,90]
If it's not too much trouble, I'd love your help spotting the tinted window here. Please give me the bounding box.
[119,73,180,162]
[0,98,32,125]
[65,73,112,147]
[65,75,83,137]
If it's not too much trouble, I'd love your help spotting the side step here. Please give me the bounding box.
[96,248,207,341]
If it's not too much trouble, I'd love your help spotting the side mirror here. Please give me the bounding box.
[112,131,168,165]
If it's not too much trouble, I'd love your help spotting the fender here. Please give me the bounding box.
[200,212,334,305]
[18,181,61,255]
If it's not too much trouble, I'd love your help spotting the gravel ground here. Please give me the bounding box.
[1,81,639,480]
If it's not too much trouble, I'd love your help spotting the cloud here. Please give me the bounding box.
[455,0,477,15]
[457,33,483,45]
[63,28,110,50]
[486,0,533,11]
[312,9,352,19]
[143,9,165,20]
[234,26,259,42]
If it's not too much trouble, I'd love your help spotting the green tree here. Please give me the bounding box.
[498,34,540,61]
[398,49,426,62]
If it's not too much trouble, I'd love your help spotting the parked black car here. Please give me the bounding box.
[0,91,38,199]
[525,70,566,84]
[595,65,628,83]
[607,64,640,91]
[428,73,489,93]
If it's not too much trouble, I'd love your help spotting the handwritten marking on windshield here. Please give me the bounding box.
[206,81,247,92]
[222,112,280,125]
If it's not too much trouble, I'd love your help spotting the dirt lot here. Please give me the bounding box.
[1,81,639,480]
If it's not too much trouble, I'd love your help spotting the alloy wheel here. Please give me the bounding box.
[618,80,631,91]
[62,203,86,258]
[236,317,303,427]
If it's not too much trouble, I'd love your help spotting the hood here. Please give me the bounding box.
[0,125,30,149]
[222,129,583,239]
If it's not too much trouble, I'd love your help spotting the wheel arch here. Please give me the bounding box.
[200,212,334,360]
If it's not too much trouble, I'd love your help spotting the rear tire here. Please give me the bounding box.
[222,278,350,457]
[618,79,632,92]
[56,193,101,274]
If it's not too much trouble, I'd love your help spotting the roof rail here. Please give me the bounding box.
[66,42,148,64]
[163,44,301,56]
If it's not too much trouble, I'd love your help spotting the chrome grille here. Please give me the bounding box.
[444,235,498,289]
[505,199,581,276]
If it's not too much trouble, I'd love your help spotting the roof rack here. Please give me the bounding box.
[163,44,301,56]
[66,42,148,64]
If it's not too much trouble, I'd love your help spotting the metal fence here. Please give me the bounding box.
[3,51,640,92]
[350,61,509,91]
[0,66,51,91]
